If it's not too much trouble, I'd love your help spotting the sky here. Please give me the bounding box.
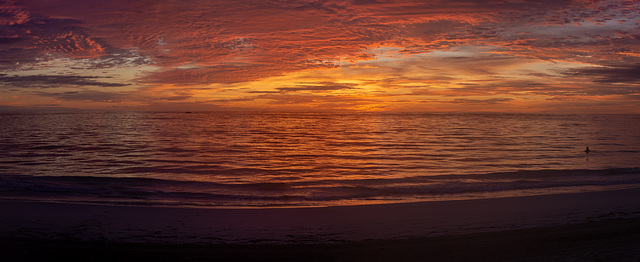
[1,0,639,113]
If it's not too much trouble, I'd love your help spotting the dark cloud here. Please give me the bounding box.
[0,2,30,25]
[562,64,640,84]
[0,37,24,44]
[0,15,105,63]
[0,2,154,72]
[36,90,128,102]
[0,74,129,88]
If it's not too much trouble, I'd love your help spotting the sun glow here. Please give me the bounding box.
[1,0,639,113]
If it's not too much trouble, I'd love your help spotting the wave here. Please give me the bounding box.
[2,167,639,207]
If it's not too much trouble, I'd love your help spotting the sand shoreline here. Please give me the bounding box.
[3,217,640,261]
[3,188,640,260]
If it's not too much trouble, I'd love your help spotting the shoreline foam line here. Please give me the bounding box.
[2,167,639,208]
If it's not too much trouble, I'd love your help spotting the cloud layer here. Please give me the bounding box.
[1,0,639,112]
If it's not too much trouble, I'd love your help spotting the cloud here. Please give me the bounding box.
[0,2,30,25]
[259,93,376,105]
[1,0,640,112]
[276,82,358,92]
[138,63,338,85]
[4,0,590,85]
[0,15,106,66]
[10,2,635,69]
[450,97,515,104]
[0,1,155,73]
[0,74,130,88]
[36,90,128,102]
[561,64,640,83]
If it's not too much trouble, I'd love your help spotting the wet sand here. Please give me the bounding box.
[2,187,640,261]
[3,217,640,261]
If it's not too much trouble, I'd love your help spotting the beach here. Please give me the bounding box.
[4,0,640,259]
[3,187,640,261]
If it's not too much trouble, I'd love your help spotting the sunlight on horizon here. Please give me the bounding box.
[0,0,639,113]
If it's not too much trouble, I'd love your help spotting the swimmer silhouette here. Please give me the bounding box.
[584,146,591,154]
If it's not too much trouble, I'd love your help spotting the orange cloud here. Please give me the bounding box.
[1,0,639,112]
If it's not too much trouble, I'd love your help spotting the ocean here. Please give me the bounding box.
[1,111,639,207]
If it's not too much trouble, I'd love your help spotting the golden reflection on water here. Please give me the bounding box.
[1,112,639,207]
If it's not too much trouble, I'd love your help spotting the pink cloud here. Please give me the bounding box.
[1,0,639,112]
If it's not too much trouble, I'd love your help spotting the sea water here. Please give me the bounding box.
[1,111,639,207]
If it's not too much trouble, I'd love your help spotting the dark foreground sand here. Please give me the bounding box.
[2,187,640,261]
[2,217,640,261]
